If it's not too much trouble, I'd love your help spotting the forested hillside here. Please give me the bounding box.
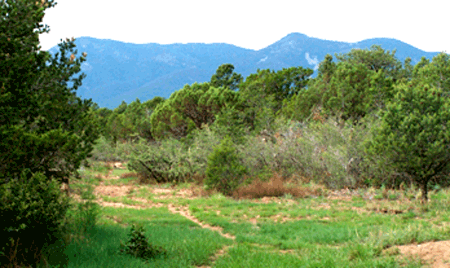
[48,34,440,108]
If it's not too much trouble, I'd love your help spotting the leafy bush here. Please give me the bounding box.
[0,170,71,267]
[119,223,166,261]
[205,136,247,195]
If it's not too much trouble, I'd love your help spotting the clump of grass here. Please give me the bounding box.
[232,173,319,199]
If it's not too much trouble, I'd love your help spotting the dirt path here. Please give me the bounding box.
[397,241,450,268]
[87,165,235,268]
[167,204,235,240]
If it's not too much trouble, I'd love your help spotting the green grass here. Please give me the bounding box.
[37,162,450,267]
[61,207,232,268]
[213,243,422,268]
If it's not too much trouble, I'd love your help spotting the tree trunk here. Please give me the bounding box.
[60,177,70,196]
[421,181,428,203]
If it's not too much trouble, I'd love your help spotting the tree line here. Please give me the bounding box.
[92,45,450,202]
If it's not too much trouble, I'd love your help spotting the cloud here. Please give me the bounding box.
[305,53,319,70]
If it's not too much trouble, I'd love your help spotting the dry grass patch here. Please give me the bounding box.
[232,173,320,199]
[119,172,140,179]
[105,161,127,169]
[94,185,138,198]
[94,173,105,181]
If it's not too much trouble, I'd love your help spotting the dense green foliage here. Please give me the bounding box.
[150,82,238,139]
[0,170,71,266]
[98,97,164,143]
[283,46,401,123]
[210,63,243,91]
[0,0,98,183]
[368,78,450,201]
[205,136,247,195]
[1,0,99,266]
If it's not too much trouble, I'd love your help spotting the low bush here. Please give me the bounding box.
[205,136,247,195]
[0,170,71,267]
[128,126,223,183]
[90,136,133,162]
[232,173,318,199]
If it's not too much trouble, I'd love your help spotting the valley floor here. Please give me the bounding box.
[64,161,450,268]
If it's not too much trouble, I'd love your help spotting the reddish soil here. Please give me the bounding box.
[397,240,450,268]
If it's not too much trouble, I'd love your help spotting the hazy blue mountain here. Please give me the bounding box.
[48,33,440,108]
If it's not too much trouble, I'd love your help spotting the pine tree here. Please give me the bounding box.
[368,81,450,201]
[0,0,99,185]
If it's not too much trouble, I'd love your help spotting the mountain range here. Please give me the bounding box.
[48,33,441,109]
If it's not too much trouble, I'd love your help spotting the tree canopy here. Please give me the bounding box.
[0,0,99,184]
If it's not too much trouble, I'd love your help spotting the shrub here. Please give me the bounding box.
[0,170,71,267]
[205,136,247,195]
[119,223,166,261]
[128,126,222,183]
[239,118,374,189]
[90,136,133,162]
[128,138,193,183]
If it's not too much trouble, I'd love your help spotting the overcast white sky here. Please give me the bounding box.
[39,0,449,53]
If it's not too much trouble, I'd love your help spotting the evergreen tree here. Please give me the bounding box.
[0,0,98,265]
[368,81,450,201]
[283,47,402,124]
[150,83,238,139]
[210,63,243,91]
[205,136,247,195]
[0,0,99,185]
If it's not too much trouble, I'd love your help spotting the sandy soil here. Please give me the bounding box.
[397,240,450,268]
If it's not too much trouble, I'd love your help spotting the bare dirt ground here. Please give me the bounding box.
[397,241,450,268]
[76,162,450,267]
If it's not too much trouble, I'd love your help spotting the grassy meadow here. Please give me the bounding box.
[48,160,450,268]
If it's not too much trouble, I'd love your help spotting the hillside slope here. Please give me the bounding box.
[49,33,440,108]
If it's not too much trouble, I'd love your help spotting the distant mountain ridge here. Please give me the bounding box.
[48,33,440,108]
